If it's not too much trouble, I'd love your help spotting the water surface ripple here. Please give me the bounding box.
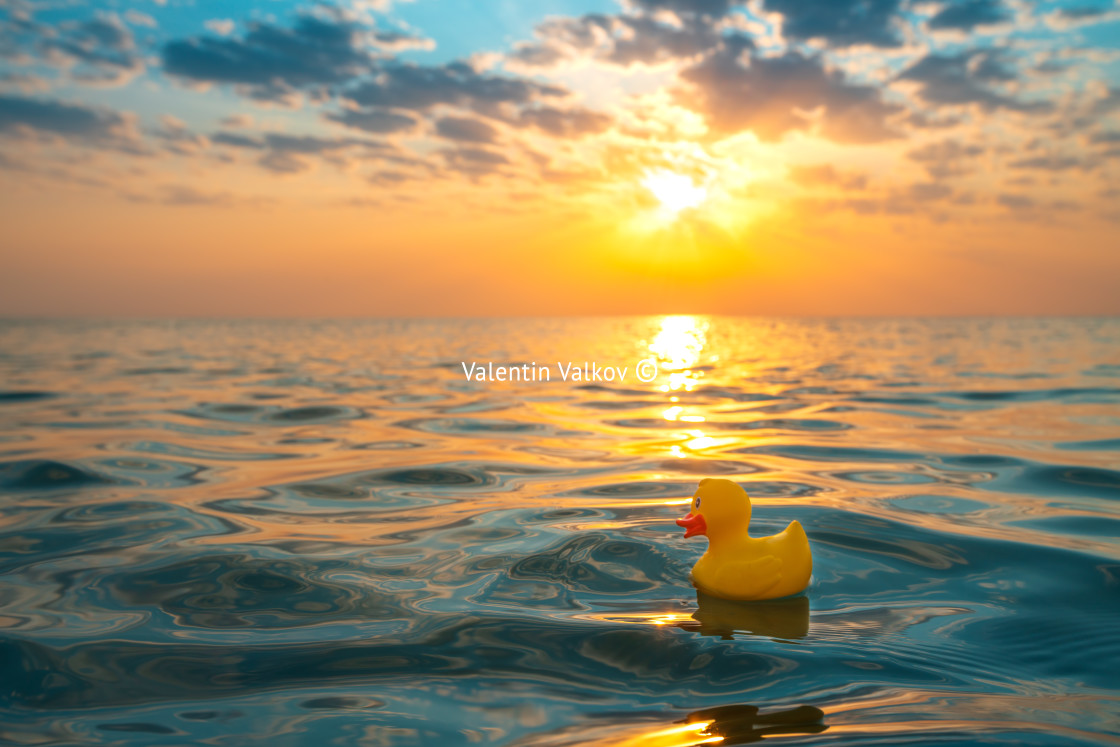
[1,317,1119,746]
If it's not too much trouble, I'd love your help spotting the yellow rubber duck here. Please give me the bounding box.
[676,478,812,601]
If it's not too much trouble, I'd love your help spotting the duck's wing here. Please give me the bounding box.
[714,555,783,598]
[750,554,783,579]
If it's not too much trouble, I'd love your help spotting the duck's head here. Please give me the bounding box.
[676,478,752,540]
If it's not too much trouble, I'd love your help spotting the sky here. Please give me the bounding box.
[1,0,1118,317]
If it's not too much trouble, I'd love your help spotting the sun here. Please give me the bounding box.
[642,169,708,216]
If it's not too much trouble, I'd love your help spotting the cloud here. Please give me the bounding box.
[124,11,158,29]
[804,177,963,218]
[66,14,132,51]
[0,93,139,148]
[512,12,723,68]
[1057,5,1115,20]
[678,41,901,142]
[2,11,145,87]
[369,29,435,52]
[602,14,723,65]
[1043,4,1120,30]
[344,60,566,114]
[162,7,383,101]
[130,185,234,206]
[435,115,500,143]
[789,163,868,190]
[220,114,254,129]
[325,107,418,133]
[211,129,389,173]
[927,0,1011,31]
[629,0,734,16]
[154,114,209,155]
[907,138,985,179]
[507,41,570,68]
[905,182,953,200]
[997,193,1034,209]
[516,106,612,137]
[159,185,234,206]
[1049,199,1082,212]
[161,8,601,148]
[212,131,383,153]
[367,169,414,186]
[258,151,308,173]
[0,10,37,52]
[335,99,610,145]
[761,0,905,48]
[897,49,1050,113]
[0,72,49,93]
[204,19,235,36]
[1008,154,1092,171]
[49,14,145,86]
[121,184,274,207]
[441,146,510,177]
[1090,86,1120,116]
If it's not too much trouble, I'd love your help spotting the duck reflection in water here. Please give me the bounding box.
[678,703,827,745]
[607,702,825,747]
[675,591,809,640]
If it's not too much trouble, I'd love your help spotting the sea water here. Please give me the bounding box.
[1,317,1118,745]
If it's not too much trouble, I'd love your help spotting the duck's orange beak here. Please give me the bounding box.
[676,512,707,538]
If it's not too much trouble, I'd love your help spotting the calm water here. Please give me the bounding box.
[1,317,1119,746]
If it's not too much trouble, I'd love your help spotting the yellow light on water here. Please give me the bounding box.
[684,431,719,450]
[663,405,705,422]
[648,316,707,371]
[606,719,722,747]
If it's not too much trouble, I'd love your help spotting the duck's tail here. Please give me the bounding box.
[783,519,813,585]
[783,518,808,545]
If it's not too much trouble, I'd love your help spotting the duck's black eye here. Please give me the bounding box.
[695,497,701,508]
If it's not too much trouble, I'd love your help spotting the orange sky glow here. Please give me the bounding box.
[2,0,1118,316]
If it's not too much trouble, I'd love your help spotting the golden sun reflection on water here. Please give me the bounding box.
[662,406,705,423]
[648,316,708,371]
[605,720,721,747]
[663,430,737,459]
[646,316,719,456]
[598,703,828,747]
[579,610,696,627]
[661,371,701,393]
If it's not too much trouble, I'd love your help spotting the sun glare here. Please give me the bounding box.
[642,169,708,216]
[648,315,707,370]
